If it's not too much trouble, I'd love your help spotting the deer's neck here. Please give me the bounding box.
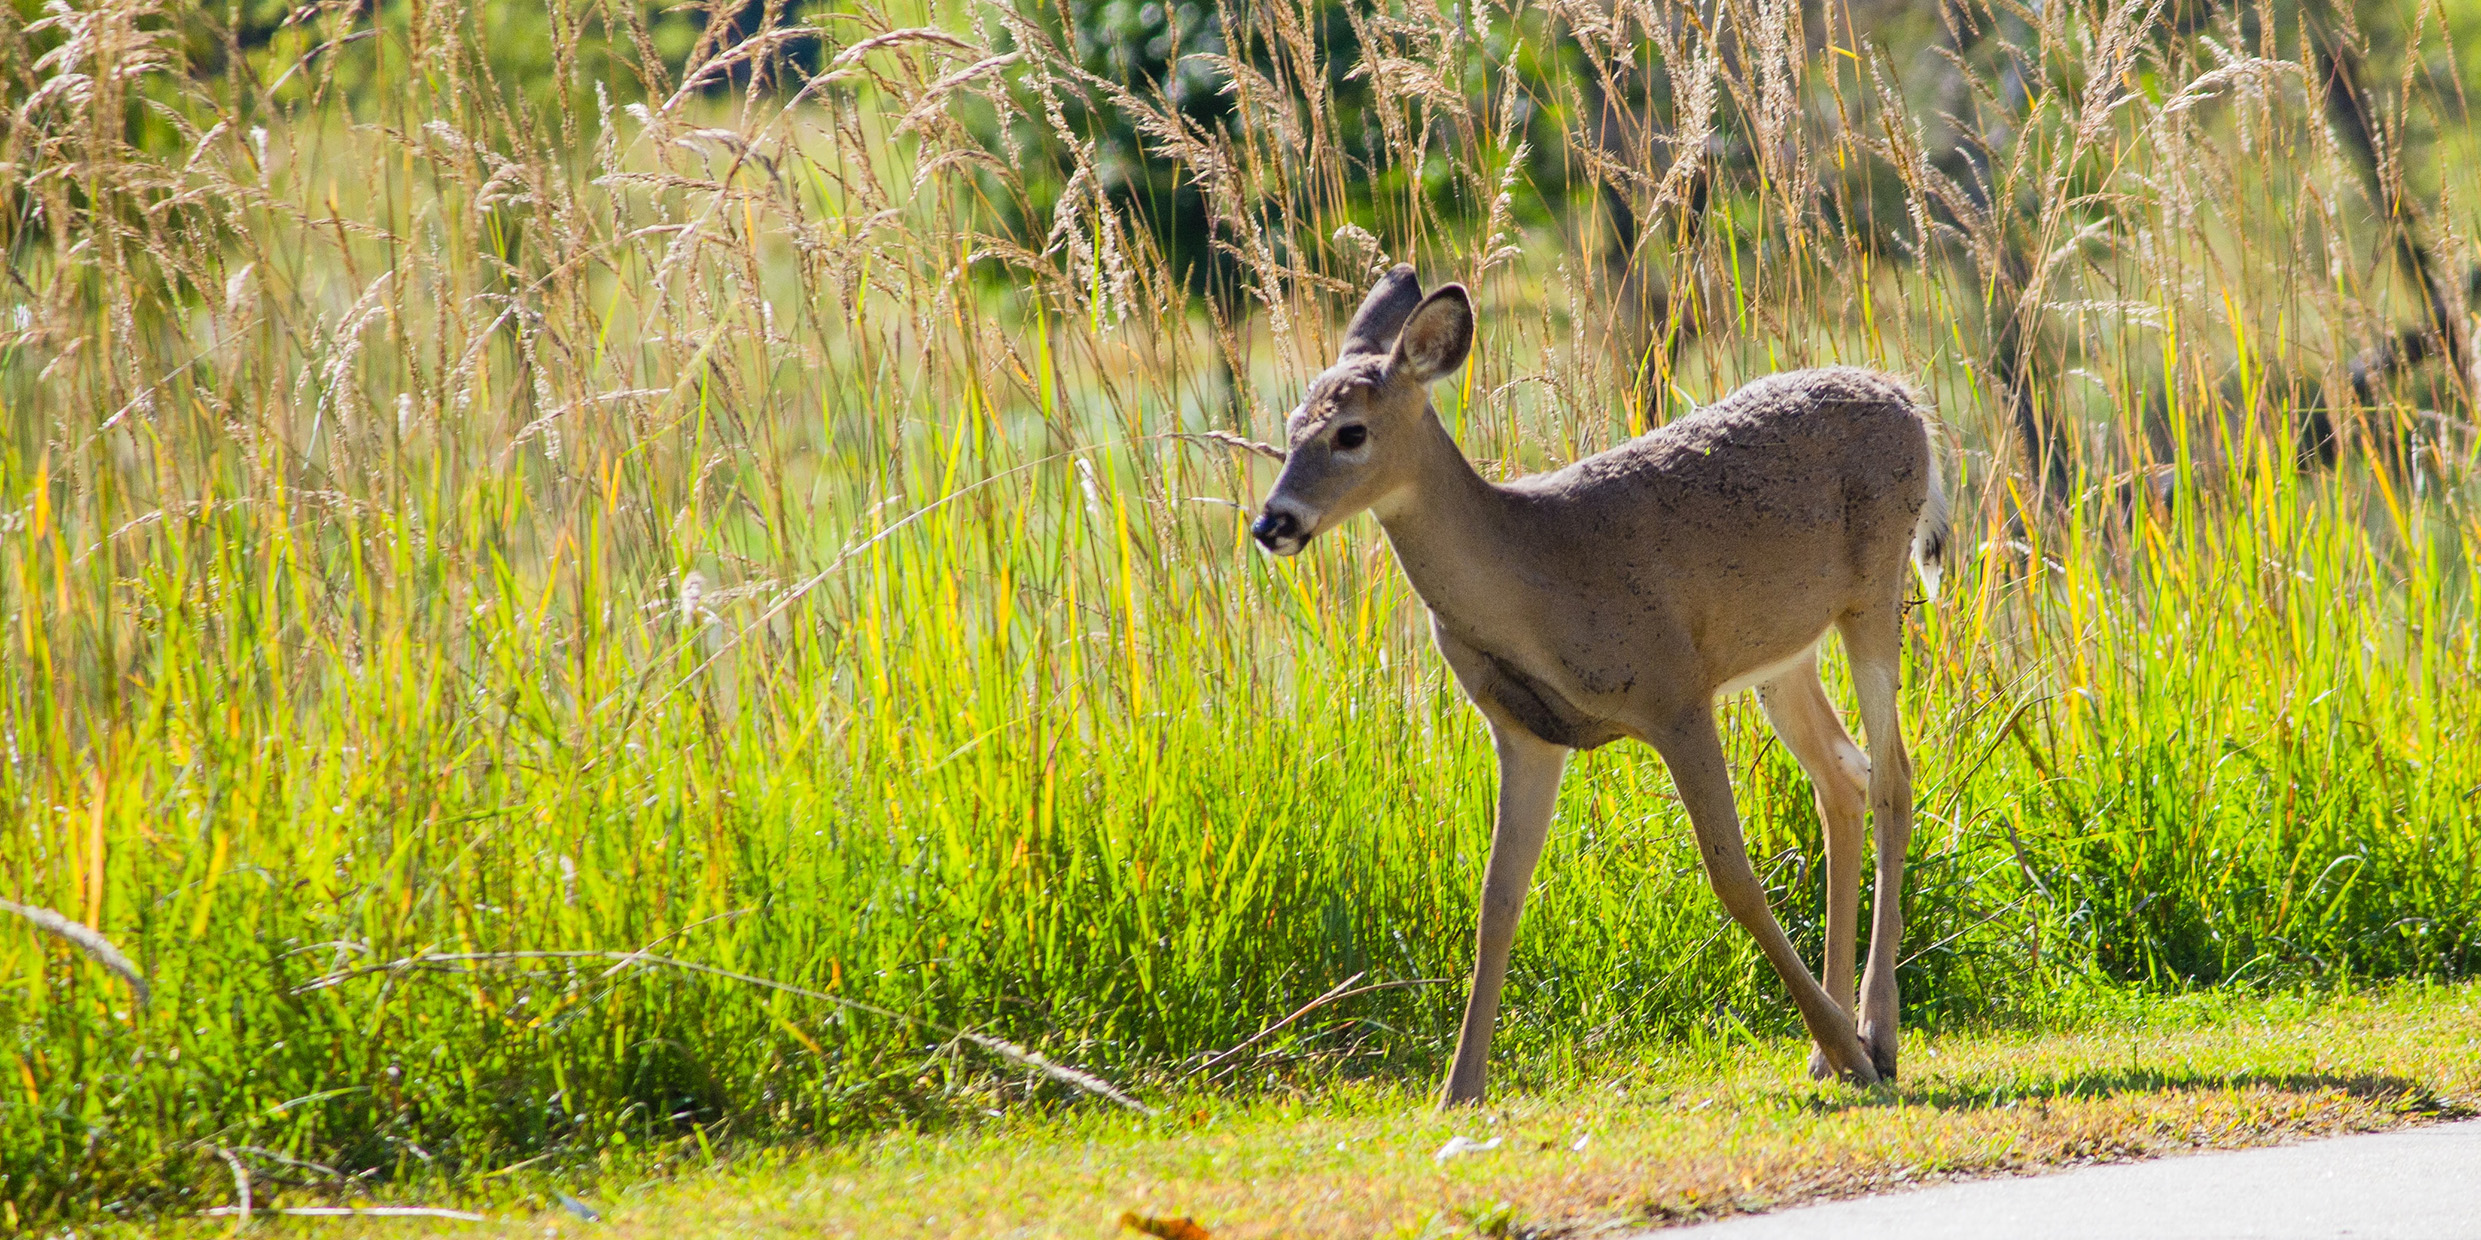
[1372,411,1525,623]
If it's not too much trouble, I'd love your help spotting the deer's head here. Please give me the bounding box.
[1251,265,1474,556]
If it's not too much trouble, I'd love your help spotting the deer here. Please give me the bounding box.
[1247,266,1948,1104]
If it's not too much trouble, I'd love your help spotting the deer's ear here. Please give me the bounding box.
[1339,264,1423,358]
[1391,285,1473,384]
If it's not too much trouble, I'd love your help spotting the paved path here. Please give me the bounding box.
[1672,1119,2481,1239]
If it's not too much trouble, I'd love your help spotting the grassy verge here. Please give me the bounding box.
[113,981,2481,1238]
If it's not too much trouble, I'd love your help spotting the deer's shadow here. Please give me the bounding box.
[1802,1065,2464,1117]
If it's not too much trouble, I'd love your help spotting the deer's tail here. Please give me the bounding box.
[1912,421,1950,602]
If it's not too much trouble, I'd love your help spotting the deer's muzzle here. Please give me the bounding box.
[1250,507,1309,556]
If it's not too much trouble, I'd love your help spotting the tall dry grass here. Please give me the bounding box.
[2,0,2477,1223]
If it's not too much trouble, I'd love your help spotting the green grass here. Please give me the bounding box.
[105,981,2481,1237]
[6,0,2481,1230]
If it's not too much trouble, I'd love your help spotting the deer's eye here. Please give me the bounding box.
[1335,424,1368,450]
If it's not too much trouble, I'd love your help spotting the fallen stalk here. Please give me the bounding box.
[202,1205,488,1221]
[0,899,149,1006]
[295,949,1155,1115]
[1189,974,1451,1080]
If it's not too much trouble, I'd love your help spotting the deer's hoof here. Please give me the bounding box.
[1861,1023,1900,1081]
[1808,1045,1834,1081]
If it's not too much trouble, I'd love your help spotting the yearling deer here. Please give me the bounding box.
[1249,267,1947,1103]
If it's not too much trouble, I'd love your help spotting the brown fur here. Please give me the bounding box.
[1252,266,1947,1103]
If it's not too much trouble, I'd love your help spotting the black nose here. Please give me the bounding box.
[1251,510,1300,547]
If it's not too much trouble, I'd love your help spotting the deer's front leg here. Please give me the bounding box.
[1440,722,1568,1107]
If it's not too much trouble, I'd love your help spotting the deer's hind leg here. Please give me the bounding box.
[1837,602,1915,1081]
[1646,704,1878,1085]
[1757,652,1870,1081]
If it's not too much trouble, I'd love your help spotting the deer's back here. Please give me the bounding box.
[1489,366,1933,703]
[1515,366,1931,561]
